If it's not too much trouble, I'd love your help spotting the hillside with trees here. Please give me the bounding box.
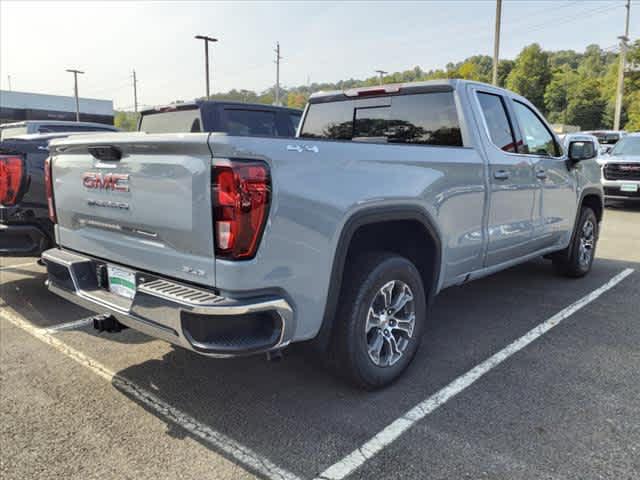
[116,42,640,132]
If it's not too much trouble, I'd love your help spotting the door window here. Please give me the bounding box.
[477,92,517,152]
[512,101,559,156]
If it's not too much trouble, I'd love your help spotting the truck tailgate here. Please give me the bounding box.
[50,133,216,287]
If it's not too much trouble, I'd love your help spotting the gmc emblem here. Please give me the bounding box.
[82,172,130,192]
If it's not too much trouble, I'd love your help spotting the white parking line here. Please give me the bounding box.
[0,261,37,271]
[0,307,302,480]
[316,268,635,480]
[45,317,94,333]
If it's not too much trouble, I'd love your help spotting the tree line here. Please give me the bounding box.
[116,42,640,132]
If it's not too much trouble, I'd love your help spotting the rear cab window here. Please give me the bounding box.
[288,112,302,135]
[221,109,277,137]
[139,107,202,133]
[0,126,28,141]
[299,91,463,147]
[37,125,115,134]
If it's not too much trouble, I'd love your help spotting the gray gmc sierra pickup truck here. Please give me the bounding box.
[41,80,603,389]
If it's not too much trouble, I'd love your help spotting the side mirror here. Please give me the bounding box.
[568,140,597,163]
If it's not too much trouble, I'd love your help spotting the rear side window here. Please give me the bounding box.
[512,101,560,157]
[139,108,202,133]
[477,92,517,153]
[300,92,463,147]
[222,109,277,136]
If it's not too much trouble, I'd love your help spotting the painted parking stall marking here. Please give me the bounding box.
[316,268,635,480]
[0,261,37,272]
[0,306,303,480]
[1,268,634,480]
[44,316,95,333]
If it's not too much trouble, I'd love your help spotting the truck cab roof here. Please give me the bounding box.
[0,120,117,141]
[140,100,302,116]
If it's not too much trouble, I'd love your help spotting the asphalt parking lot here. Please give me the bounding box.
[1,204,639,480]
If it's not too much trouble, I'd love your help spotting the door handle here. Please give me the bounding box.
[536,169,547,180]
[494,170,510,180]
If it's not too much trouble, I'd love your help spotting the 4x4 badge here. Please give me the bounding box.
[286,144,319,153]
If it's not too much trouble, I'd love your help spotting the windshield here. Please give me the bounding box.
[610,137,640,156]
[592,132,620,145]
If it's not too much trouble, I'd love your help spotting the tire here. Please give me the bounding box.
[553,206,598,278]
[329,252,427,390]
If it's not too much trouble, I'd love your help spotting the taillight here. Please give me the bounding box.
[0,155,24,206]
[212,160,270,259]
[44,156,57,223]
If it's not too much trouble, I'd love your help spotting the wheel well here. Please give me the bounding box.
[344,220,439,300]
[582,194,603,222]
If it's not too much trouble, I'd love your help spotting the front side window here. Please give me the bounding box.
[477,92,516,153]
[512,101,559,156]
[300,92,463,147]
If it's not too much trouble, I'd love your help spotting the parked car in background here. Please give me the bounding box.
[0,126,117,257]
[0,120,116,141]
[599,133,640,203]
[582,130,626,154]
[138,101,302,137]
[42,80,602,389]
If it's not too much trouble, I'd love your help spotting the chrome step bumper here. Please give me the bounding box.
[42,248,295,357]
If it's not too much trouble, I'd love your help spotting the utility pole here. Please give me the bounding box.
[132,69,138,113]
[613,0,631,130]
[7,75,11,91]
[274,42,282,106]
[492,0,502,85]
[194,35,218,99]
[66,69,84,122]
[375,69,388,86]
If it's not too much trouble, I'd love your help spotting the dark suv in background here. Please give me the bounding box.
[138,101,302,137]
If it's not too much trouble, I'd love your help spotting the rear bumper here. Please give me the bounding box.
[42,248,295,357]
[0,223,51,257]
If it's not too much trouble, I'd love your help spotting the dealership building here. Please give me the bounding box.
[0,90,114,125]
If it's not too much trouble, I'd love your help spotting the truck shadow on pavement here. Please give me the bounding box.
[111,257,638,478]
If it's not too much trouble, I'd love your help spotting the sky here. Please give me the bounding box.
[0,0,634,110]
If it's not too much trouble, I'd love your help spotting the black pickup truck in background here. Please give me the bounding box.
[0,102,301,258]
[0,126,117,257]
[138,100,302,136]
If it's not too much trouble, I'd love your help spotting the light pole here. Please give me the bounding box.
[492,0,502,85]
[375,70,387,86]
[274,42,282,106]
[613,0,631,130]
[195,35,218,99]
[66,69,84,122]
